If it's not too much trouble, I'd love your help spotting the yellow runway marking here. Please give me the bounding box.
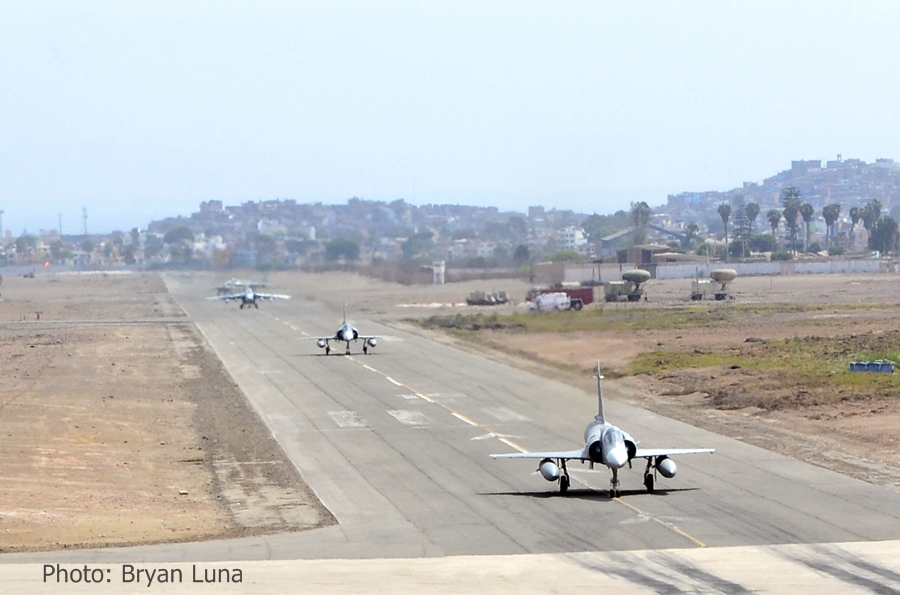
[612,493,707,548]
[498,437,527,451]
[452,412,478,426]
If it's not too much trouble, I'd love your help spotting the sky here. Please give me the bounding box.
[2,1,900,234]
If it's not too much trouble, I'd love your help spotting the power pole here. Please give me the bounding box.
[58,213,62,236]
[0,209,4,240]
[82,207,87,236]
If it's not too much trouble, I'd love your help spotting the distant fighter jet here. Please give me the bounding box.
[307,305,380,355]
[207,287,290,309]
[492,363,714,497]
[216,278,268,295]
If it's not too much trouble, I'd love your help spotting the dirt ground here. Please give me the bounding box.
[0,271,332,553]
[259,269,900,487]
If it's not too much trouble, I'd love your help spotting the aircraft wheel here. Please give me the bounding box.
[325,346,330,355]
[644,474,655,493]
[560,475,569,495]
[363,346,368,354]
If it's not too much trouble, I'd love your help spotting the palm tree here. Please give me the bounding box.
[849,206,861,251]
[861,199,882,234]
[767,209,781,237]
[630,201,652,245]
[821,203,841,249]
[799,202,815,252]
[780,187,802,253]
[683,222,700,251]
[718,203,732,262]
[745,202,760,237]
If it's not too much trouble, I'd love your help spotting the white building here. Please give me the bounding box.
[558,226,587,252]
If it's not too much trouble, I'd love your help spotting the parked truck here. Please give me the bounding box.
[690,268,737,301]
[525,285,594,311]
[603,269,650,302]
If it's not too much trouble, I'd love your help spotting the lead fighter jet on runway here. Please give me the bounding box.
[492,363,714,497]
[207,287,290,309]
[306,305,380,355]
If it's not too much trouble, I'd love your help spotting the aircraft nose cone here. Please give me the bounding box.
[606,446,628,469]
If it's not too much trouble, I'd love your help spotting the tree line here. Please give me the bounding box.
[707,186,898,260]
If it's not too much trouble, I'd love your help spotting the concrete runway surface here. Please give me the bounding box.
[4,274,900,593]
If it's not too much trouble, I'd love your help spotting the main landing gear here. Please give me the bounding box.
[643,458,655,493]
[325,345,331,355]
[363,344,368,354]
[559,460,570,495]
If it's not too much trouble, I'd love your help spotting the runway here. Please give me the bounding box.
[5,274,900,573]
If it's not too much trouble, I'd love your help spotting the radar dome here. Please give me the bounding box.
[622,269,651,284]
[710,268,737,283]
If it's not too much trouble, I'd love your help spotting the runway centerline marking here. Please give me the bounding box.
[339,355,707,548]
[452,412,478,426]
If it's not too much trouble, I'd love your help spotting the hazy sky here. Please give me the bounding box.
[2,1,900,234]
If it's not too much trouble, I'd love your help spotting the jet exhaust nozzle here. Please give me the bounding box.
[656,457,677,478]
[539,458,560,482]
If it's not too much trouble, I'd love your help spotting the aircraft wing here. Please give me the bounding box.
[207,294,243,301]
[255,293,291,300]
[490,448,587,460]
[634,448,715,459]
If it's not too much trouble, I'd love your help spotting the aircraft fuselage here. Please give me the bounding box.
[335,324,359,343]
[584,419,636,470]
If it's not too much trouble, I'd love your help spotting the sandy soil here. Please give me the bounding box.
[257,269,900,486]
[0,271,332,553]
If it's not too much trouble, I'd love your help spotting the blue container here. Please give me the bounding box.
[849,362,865,372]
[879,361,895,373]
[866,361,881,372]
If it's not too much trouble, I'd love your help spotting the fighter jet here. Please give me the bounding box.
[207,287,290,309]
[216,278,268,295]
[307,305,380,355]
[491,363,713,497]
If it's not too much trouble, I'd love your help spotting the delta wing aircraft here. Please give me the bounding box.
[306,305,380,355]
[207,287,290,309]
[216,278,268,295]
[492,363,713,497]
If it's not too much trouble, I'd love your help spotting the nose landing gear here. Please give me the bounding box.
[609,468,621,498]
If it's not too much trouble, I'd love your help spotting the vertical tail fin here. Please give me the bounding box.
[595,361,605,422]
